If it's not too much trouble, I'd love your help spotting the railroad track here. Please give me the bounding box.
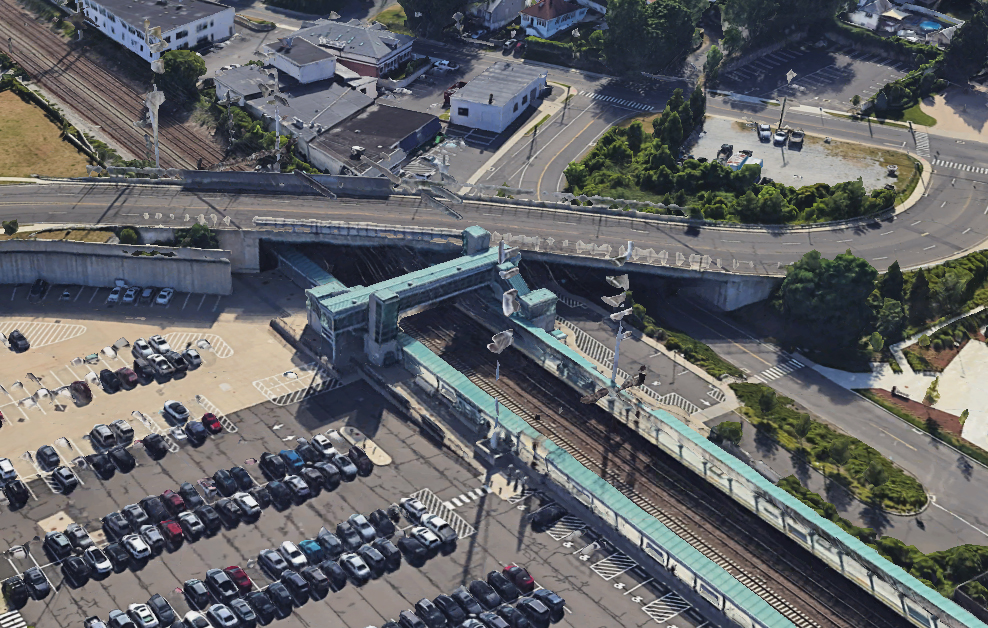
[0,0,224,168]
[401,312,911,628]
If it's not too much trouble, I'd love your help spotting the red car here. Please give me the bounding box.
[201,413,223,435]
[223,565,253,594]
[115,367,139,388]
[160,489,187,516]
[159,519,184,545]
[503,564,535,593]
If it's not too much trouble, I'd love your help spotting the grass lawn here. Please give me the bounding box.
[865,102,937,127]
[0,90,90,178]
[372,5,413,36]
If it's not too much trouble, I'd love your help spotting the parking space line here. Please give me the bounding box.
[212,295,222,312]
[88,288,100,303]
[197,294,207,311]
[589,552,637,580]
[182,293,192,310]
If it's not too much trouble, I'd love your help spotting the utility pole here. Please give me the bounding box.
[777,96,787,129]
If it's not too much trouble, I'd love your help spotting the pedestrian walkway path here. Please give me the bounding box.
[914,131,931,159]
[576,91,652,111]
[933,158,988,175]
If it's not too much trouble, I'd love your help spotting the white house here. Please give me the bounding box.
[468,0,528,30]
[266,19,414,78]
[268,36,337,84]
[80,0,234,64]
[449,62,547,133]
[519,0,587,39]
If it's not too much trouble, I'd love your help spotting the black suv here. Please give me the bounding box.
[36,445,61,472]
[164,351,189,374]
[99,369,121,393]
[43,531,74,561]
[212,469,238,497]
[230,466,255,491]
[4,479,29,508]
[52,466,79,494]
[265,481,292,511]
[7,329,30,352]
[258,453,287,481]
[194,505,223,536]
[102,512,132,541]
[2,576,30,609]
[280,570,310,607]
[108,447,137,473]
[179,482,206,510]
[139,496,169,523]
[142,434,169,461]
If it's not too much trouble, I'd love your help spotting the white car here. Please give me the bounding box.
[83,546,113,575]
[773,129,788,145]
[420,513,457,544]
[148,335,171,354]
[409,526,441,551]
[433,59,459,70]
[163,400,190,423]
[325,429,349,452]
[122,534,151,559]
[132,338,154,360]
[758,123,771,141]
[123,287,140,304]
[279,541,308,569]
[182,612,209,628]
[206,605,238,628]
[107,286,123,303]
[128,604,159,628]
[0,457,17,482]
[155,288,175,306]
[311,434,337,458]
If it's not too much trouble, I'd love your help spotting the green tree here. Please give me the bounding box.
[758,388,777,414]
[828,438,851,477]
[2,219,18,235]
[625,121,646,154]
[159,50,206,97]
[779,250,878,347]
[864,459,889,489]
[918,334,931,348]
[397,0,466,37]
[662,111,684,152]
[941,7,988,79]
[877,299,905,340]
[715,421,743,446]
[722,26,744,54]
[882,260,904,301]
[175,223,219,249]
[933,268,972,315]
[960,409,970,426]
[851,94,861,107]
[704,45,724,85]
[118,228,139,245]
[869,331,884,352]
[604,0,694,73]
[792,413,812,449]
[564,162,588,190]
[924,376,940,405]
[908,268,931,325]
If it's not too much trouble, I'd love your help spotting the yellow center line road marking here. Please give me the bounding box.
[878,427,917,451]
[537,116,602,201]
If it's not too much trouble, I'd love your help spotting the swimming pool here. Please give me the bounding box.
[920,19,941,31]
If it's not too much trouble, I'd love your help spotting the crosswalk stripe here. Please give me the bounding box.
[0,611,27,628]
[755,359,805,382]
[410,488,477,539]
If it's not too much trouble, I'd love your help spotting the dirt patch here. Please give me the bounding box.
[867,388,964,437]
[0,90,90,177]
[903,334,985,372]
[918,87,988,140]
[33,229,116,243]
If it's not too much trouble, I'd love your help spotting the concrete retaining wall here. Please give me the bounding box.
[0,239,232,294]
[181,171,395,198]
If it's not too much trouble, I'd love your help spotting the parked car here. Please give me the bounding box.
[224,565,253,594]
[434,594,467,625]
[244,591,276,626]
[264,582,293,619]
[205,568,239,604]
[142,434,169,461]
[149,355,174,378]
[280,569,310,606]
[122,287,140,305]
[23,566,50,600]
[107,610,136,628]
[348,514,378,543]
[299,467,324,496]
[159,519,184,546]
[201,413,224,434]
[297,539,325,565]
[348,446,374,476]
[311,461,341,490]
[7,329,30,352]
[122,534,152,560]
[400,497,429,523]
[318,559,348,592]
[530,589,565,622]
[398,610,427,628]
[3,479,30,508]
[122,503,150,529]
[107,286,123,304]
[414,598,448,628]
[293,439,322,464]
[183,579,211,611]
[147,594,176,625]
[164,350,189,374]
[104,543,131,571]
[258,548,290,578]
[185,421,208,447]
[2,576,30,610]
[132,338,155,360]
[232,492,262,523]
[249,485,271,510]
[178,511,206,542]
[515,598,551,626]
[284,474,312,503]
[133,357,156,380]
[263,480,290,511]
[182,612,209,628]
[163,400,190,423]
[773,128,789,145]
[421,514,457,546]
[356,543,386,577]
[311,434,336,458]
[316,527,345,559]
[529,504,567,530]
[0,457,17,483]
[452,586,485,617]
[410,527,441,555]
[52,466,79,494]
[138,524,165,555]
[139,287,157,304]
[83,547,113,577]
[369,509,396,538]
[100,368,122,392]
[36,445,61,471]
[503,564,535,593]
[127,604,158,628]
[110,419,135,443]
[336,521,363,552]
[138,498,166,525]
[116,367,139,388]
[229,598,257,628]
[183,348,203,369]
[487,570,520,603]
[278,450,305,473]
[148,335,171,354]
[338,552,371,585]
[70,380,93,404]
[43,531,74,560]
[194,505,222,536]
[758,123,771,141]
[373,538,402,572]
[103,511,132,541]
[330,453,357,482]
[65,522,95,552]
[468,580,502,610]
[259,452,287,481]
[155,288,175,306]
[214,498,242,528]
[108,447,137,473]
[88,453,116,480]
[397,535,428,564]
[230,466,255,490]
[179,481,206,510]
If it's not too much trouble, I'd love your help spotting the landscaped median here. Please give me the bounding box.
[732,382,928,513]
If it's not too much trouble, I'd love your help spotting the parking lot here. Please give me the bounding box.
[719,41,912,110]
[0,383,710,628]
[0,272,329,479]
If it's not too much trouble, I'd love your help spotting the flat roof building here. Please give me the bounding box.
[80,0,234,63]
[304,103,441,175]
[449,62,548,133]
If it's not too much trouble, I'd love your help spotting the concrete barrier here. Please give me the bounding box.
[0,239,232,294]
[181,170,395,197]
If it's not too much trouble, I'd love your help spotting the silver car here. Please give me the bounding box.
[122,534,151,560]
[148,335,171,354]
[132,338,154,360]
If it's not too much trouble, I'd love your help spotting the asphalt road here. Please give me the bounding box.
[664,296,988,552]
